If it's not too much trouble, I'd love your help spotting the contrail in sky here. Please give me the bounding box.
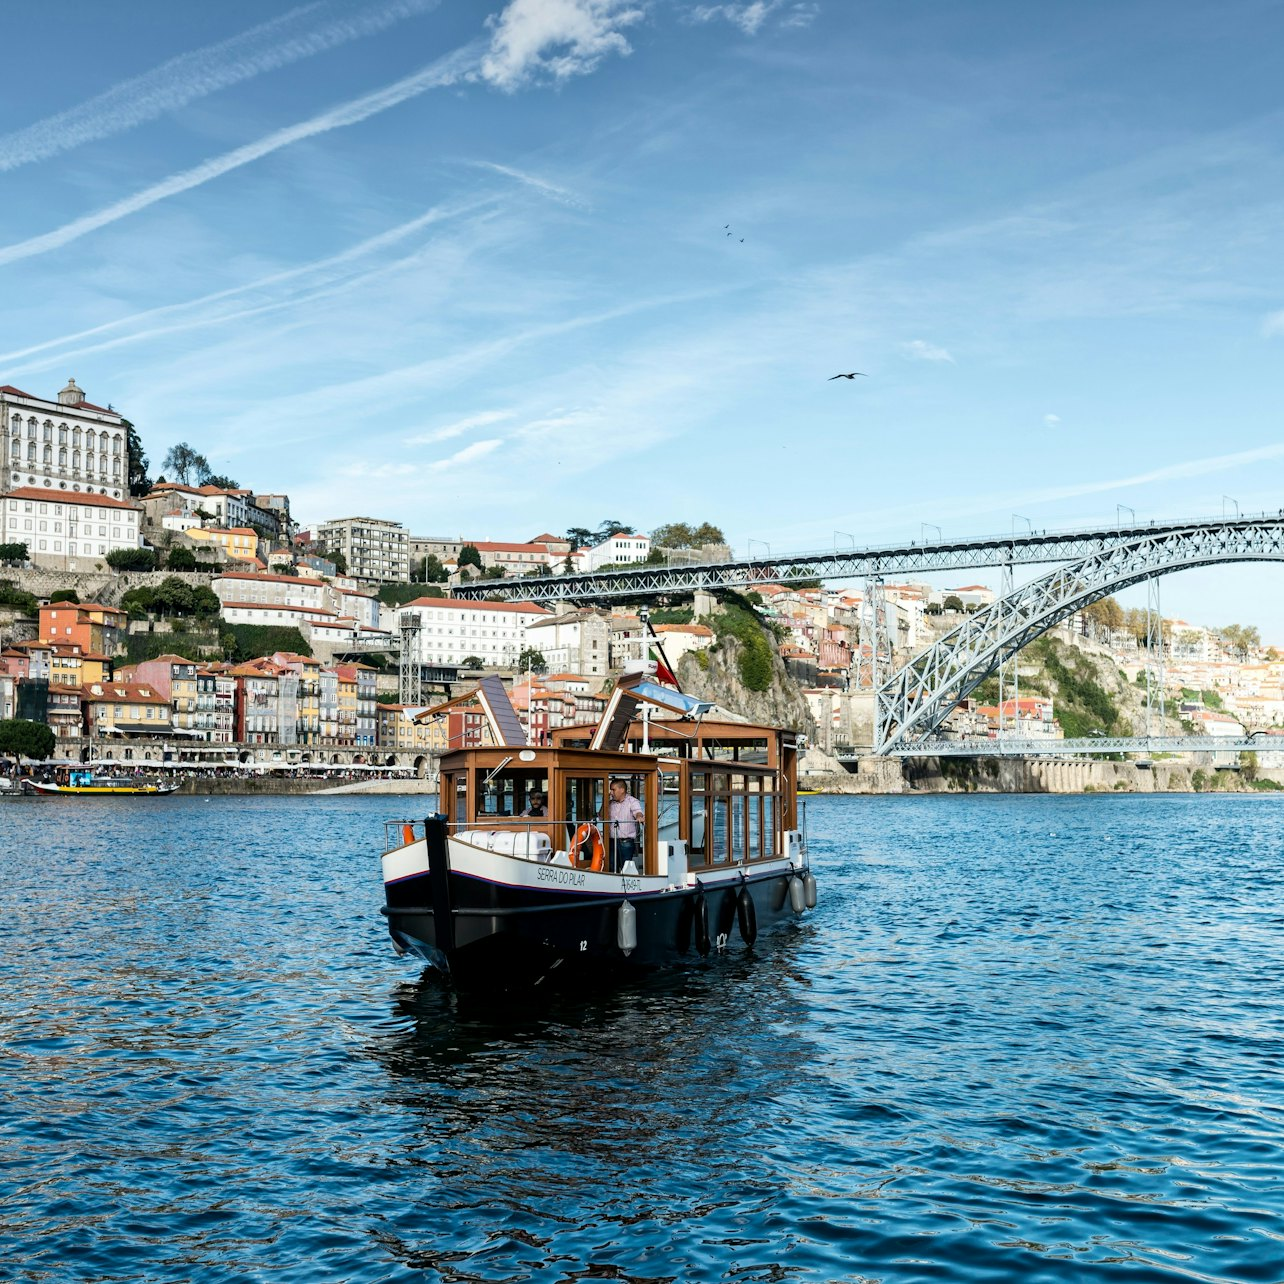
[0,40,484,269]
[0,0,443,172]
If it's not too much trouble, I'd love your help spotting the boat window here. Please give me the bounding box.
[731,790,745,858]
[657,769,681,841]
[474,770,548,818]
[748,791,761,857]
[763,794,776,856]
[711,796,730,863]
[564,776,605,827]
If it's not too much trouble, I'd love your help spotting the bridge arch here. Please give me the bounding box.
[876,522,1284,752]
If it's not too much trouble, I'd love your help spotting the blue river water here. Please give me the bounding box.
[2,792,1284,1282]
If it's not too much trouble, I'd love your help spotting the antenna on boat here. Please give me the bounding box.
[483,755,513,788]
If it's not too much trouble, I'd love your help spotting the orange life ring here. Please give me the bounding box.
[401,823,416,846]
[570,822,605,872]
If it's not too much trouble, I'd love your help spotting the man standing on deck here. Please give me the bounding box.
[607,778,644,872]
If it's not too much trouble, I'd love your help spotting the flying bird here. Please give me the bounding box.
[828,372,868,380]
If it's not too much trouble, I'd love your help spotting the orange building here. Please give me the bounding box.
[38,602,127,654]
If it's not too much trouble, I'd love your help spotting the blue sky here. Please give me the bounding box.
[2,1,1283,632]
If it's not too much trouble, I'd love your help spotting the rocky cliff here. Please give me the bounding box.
[675,607,816,734]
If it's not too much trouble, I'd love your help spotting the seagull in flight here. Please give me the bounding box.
[828,372,868,380]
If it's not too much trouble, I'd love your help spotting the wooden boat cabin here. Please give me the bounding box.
[431,674,801,877]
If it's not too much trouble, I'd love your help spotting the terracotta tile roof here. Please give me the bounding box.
[402,596,549,615]
[0,384,36,398]
[80,682,170,705]
[3,486,137,510]
[214,571,326,587]
[219,600,337,617]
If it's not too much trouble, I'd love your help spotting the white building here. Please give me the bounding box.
[1,486,141,571]
[315,516,409,584]
[212,571,333,612]
[396,597,550,667]
[523,612,610,678]
[1,378,130,503]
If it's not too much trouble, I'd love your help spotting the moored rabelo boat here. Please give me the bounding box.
[380,671,816,991]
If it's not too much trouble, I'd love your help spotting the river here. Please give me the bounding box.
[2,793,1282,1282]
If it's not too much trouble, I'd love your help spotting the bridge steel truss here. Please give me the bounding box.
[450,516,1279,605]
[874,736,1272,759]
[876,518,1284,755]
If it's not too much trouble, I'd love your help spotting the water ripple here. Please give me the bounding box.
[3,794,1284,1281]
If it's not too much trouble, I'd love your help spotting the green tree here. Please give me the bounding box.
[166,546,197,571]
[202,472,239,490]
[593,519,632,543]
[48,589,80,604]
[421,553,448,582]
[325,548,347,575]
[0,719,55,761]
[106,547,158,571]
[0,582,38,613]
[162,442,211,485]
[458,544,483,570]
[564,526,593,550]
[518,648,547,673]
[124,419,152,496]
[650,521,726,548]
[0,542,28,564]
[943,594,964,612]
[1220,624,1261,659]
[224,624,312,662]
[462,654,484,668]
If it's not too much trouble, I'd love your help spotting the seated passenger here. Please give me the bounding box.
[521,791,547,818]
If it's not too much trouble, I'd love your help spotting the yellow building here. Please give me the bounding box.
[377,704,450,752]
[186,526,259,562]
[334,665,357,745]
[81,682,173,737]
[49,644,113,689]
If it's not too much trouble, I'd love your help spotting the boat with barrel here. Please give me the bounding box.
[380,670,816,990]
[25,768,179,797]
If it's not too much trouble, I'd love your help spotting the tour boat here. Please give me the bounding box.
[26,770,179,797]
[380,672,816,990]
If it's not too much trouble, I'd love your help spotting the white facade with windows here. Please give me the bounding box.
[1,486,141,570]
[396,597,550,666]
[315,516,410,584]
[522,612,610,677]
[1,379,130,503]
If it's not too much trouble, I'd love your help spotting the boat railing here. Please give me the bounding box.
[384,816,648,872]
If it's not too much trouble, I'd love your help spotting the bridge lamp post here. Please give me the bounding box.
[920,522,941,544]
[1223,496,1240,519]
[1116,504,1135,529]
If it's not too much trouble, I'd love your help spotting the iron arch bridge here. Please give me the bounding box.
[876,518,1284,755]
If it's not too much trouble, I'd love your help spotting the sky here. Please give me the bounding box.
[2,0,1283,632]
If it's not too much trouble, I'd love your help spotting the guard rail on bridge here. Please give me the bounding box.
[836,736,1272,760]
[451,513,1284,604]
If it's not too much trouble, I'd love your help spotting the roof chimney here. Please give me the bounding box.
[58,377,84,406]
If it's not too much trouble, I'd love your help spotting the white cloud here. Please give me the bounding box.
[428,438,505,470]
[902,338,955,363]
[1264,310,1284,338]
[0,41,483,269]
[406,410,515,445]
[1044,413,1061,428]
[0,0,443,172]
[687,1,814,34]
[479,0,645,90]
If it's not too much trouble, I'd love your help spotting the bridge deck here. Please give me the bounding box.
[451,514,1284,604]
[839,736,1272,759]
